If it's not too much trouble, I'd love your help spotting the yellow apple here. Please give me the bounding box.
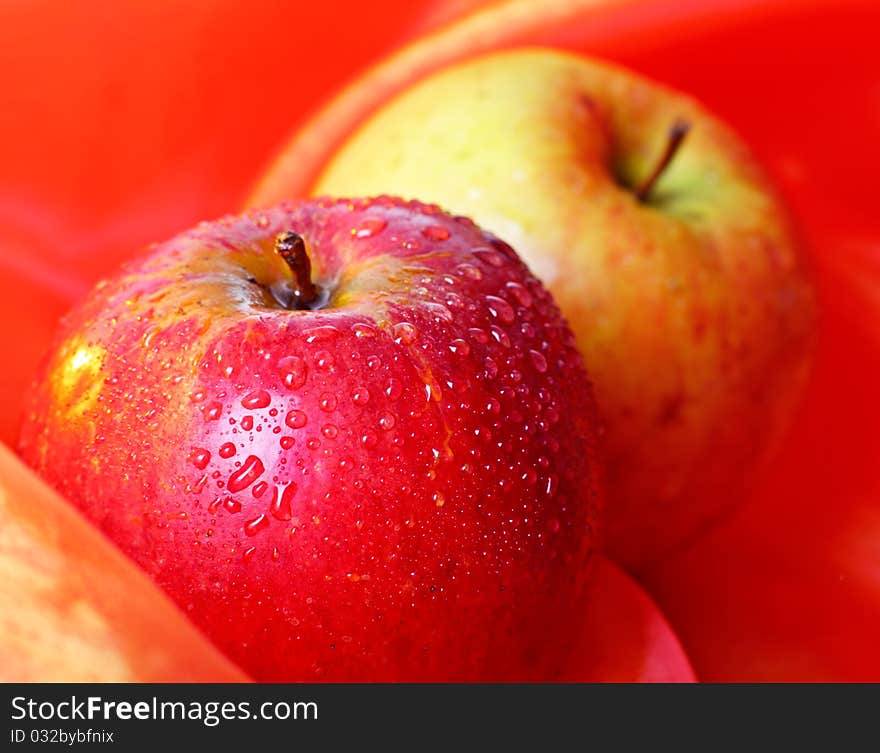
[310,48,816,569]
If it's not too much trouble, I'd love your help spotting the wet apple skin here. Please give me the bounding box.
[19,197,602,681]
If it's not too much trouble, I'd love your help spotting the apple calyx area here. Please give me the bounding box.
[272,230,323,310]
[634,118,691,203]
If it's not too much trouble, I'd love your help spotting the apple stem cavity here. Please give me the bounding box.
[634,118,691,203]
[274,231,320,310]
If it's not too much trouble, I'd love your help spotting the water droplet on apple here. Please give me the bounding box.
[285,410,307,429]
[303,325,340,343]
[485,295,515,325]
[322,424,339,439]
[425,380,442,403]
[223,497,241,514]
[421,225,450,241]
[529,350,548,374]
[490,326,511,348]
[277,355,307,390]
[384,378,402,401]
[241,415,254,431]
[352,387,370,406]
[244,514,269,537]
[392,322,418,345]
[485,398,501,415]
[491,238,518,260]
[378,413,396,431]
[505,281,533,308]
[484,357,499,379]
[242,546,257,562]
[319,393,338,412]
[449,339,470,356]
[279,435,295,450]
[270,482,297,521]
[361,431,378,449]
[219,442,236,459]
[468,327,489,345]
[204,402,222,421]
[445,292,464,310]
[352,217,387,238]
[473,247,505,267]
[241,389,271,410]
[314,350,335,371]
[227,455,265,493]
[188,447,211,470]
[425,302,453,322]
[351,322,378,338]
[456,263,482,281]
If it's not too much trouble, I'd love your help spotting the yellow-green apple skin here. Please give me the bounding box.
[312,48,816,569]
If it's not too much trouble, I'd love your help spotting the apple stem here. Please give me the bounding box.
[634,118,691,203]
[275,231,319,309]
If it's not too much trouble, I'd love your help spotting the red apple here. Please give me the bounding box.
[19,197,602,681]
